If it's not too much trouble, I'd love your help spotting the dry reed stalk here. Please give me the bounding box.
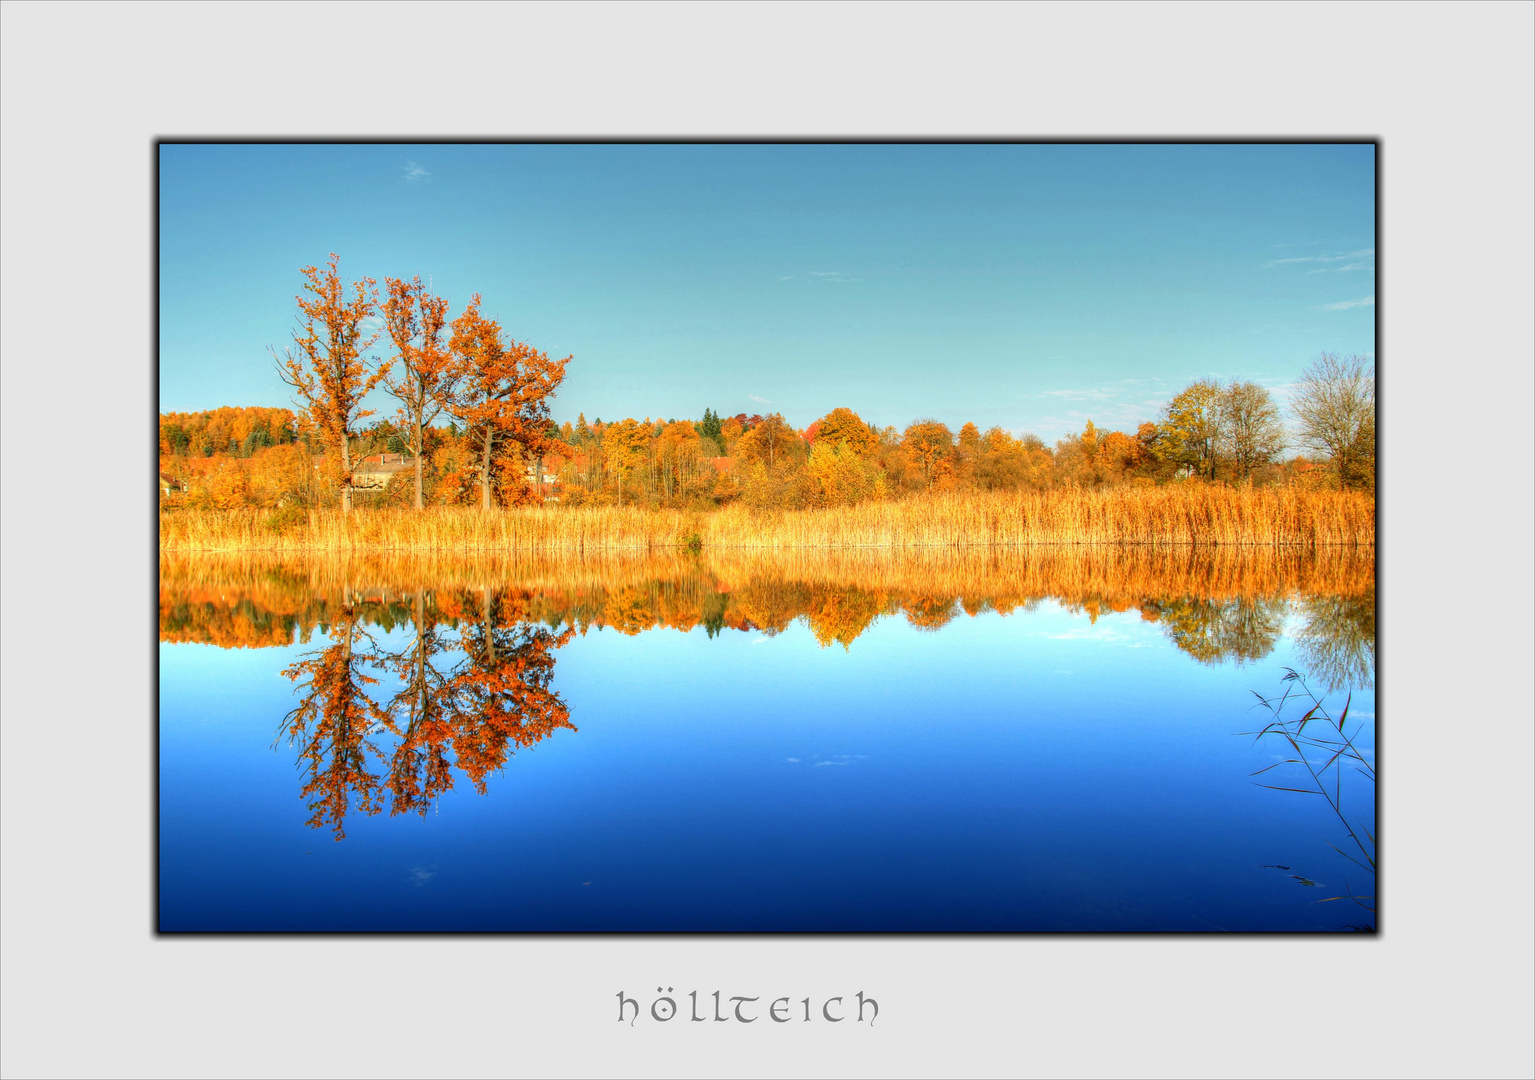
[160,487,1375,554]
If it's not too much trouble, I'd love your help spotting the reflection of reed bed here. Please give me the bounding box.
[699,545,1375,605]
[160,486,1374,552]
[161,545,1374,652]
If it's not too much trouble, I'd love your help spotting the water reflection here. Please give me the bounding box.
[161,546,1374,662]
[275,585,574,838]
[1139,596,1289,667]
[278,601,392,836]
[1293,590,1376,692]
[163,547,1374,839]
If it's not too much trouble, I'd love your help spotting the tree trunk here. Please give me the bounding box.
[481,586,496,662]
[413,416,424,511]
[416,589,428,722]
[340,434,353,513]
[481,433,493,511]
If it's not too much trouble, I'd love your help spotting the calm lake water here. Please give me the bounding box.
[158,548,1375,932]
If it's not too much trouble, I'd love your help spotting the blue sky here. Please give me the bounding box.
[159,143,1375,441]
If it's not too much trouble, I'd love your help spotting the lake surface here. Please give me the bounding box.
[158,547,1375,932]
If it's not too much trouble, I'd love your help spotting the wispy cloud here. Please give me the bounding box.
[1321,295,1374,311]
[1035,380,1169,429]
[1035,394,1171,439]
[748,393,771,404]
[1039,388,1122,402]
[1264,248,1373,268]
[1308,262,1372,274]
[1037,377,1163,403]
[810,754,867,768]
[401,161,431,184]
[408,864,437,887]
[779,269,857,283]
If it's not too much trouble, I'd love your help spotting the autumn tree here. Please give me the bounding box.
[1054,420,1105,488]
[734,413,801,470]
[1211,380,1285,482]
[955,422,982,486]
[718,415,745,453]
[271,254,385,513]
[446,295,571,510]
[730,414,808,509]
[381,276,456,510]
[1096,428,1144,484]
[655,420,705,502]
[969,428,1053,491]
[901,419,956,492]
[810,407,880,459]
[1131,422,1174,483]
[602,418,651,505]
[804,437,887,506]
[1291,352,1375,491]
[1159,379,1224,481]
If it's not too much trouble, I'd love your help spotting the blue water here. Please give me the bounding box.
[158,584,1375,932]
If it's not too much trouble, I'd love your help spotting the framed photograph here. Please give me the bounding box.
[157,142,1376,934]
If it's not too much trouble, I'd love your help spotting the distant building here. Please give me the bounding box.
[352,453,415,490]
[525,463,559,487]
[349,453,560,498]
[159,471,183,495]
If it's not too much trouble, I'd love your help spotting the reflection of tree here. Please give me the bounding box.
[1293,590,1375,693]
[382,589,459,816]
[804,586,887,649]
[1141,596,1287,666]
[449,588,576,793]
[902,593,958,632]
[278,594,391,839]
[277,586,574,837]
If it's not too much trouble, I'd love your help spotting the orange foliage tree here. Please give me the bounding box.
[271,255,385,513]
[654,420,705,502]
[902,419,956,492]
[734,413,801,470]
[602,418,651,506]
[810,407,880,459]
[446,296,571,510]
[381,276,456,510]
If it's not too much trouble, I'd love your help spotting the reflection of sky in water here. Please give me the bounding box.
[160,598,1374,931]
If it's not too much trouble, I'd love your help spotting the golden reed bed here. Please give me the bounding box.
[160,487,1375,553]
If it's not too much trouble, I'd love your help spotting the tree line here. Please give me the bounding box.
[159,255,1374,511]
